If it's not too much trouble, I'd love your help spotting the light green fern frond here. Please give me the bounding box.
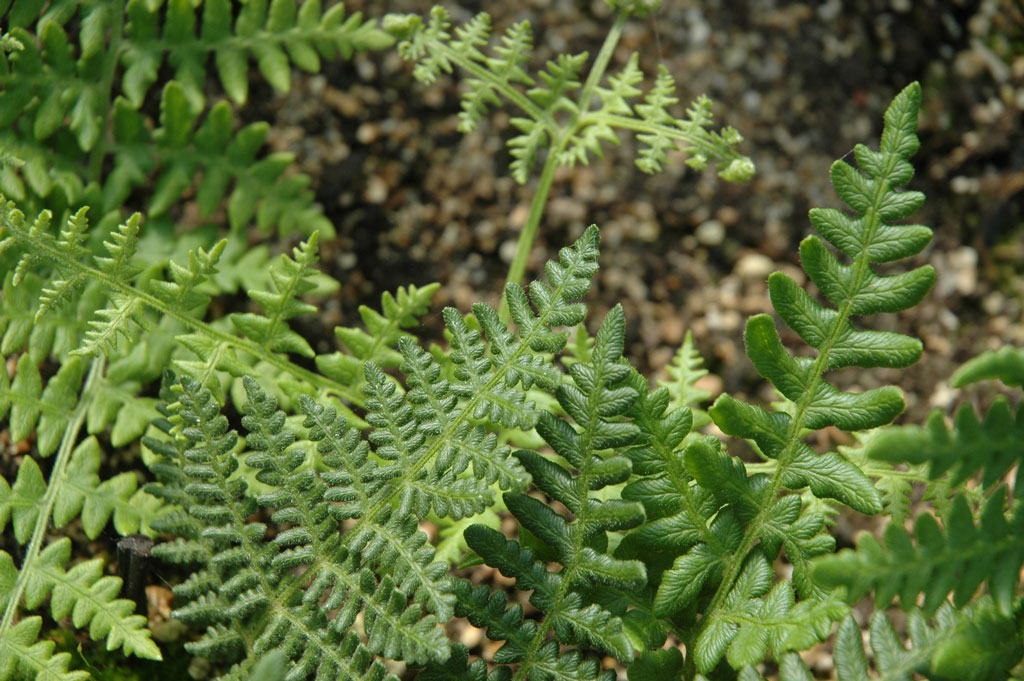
[387,6,752,185]
[0,355,163,681]
[867,397,1024,491]
[814,487,1024,616]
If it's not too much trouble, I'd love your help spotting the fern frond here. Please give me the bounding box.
[711,82,932,512]
[627,83,933,673]
[830,599,1022,681]
[1,539,160,659]
[228,234,318,357]
[0,616,90,681]
[151,375,428,678]
[106,86,333,236]
[460,304,649,678]
[148,226,606,678]
[654,437,835,617]
[616,369,708,576]
[388,8,753,185]
[2,0,391,121]
[866,397,1024,490]
[813,487,1024,616]
[0,201,351,404]
[952,346,1024,388]
[0,355,163,679]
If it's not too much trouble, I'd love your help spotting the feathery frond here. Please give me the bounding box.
[387,7,753,185]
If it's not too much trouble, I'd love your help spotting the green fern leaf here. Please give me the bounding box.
[830,600,1022,681]
[951,346,1024,388]
[866,397,1024,491]
[710,82,933,515]
[813,487,1024,616]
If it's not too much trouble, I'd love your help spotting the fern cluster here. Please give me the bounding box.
[1,1,1022,679]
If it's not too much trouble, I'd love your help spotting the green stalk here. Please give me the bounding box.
[499,150,560,322]
[498,11,628,322]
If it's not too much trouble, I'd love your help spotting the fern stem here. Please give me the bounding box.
[577,11,627,118]
[499,148,560,321]
[0,355,103,639]
[88,7,125,183]
[499,12,627,321]
[696,160,897,646]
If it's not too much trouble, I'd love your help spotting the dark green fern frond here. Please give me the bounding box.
[151,375,424,679]
[458,304,647,679]
[813,487,1024,616]
[711,82,932,513]
[634,83,933,676]
[655,436,836,612]
[148,227,606,679]
[1,0,390,119]
[0,0,390,239]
